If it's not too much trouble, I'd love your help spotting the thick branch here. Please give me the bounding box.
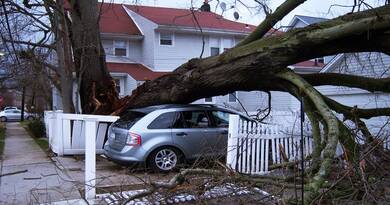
[324,95,390,119]
[302,73,390,93]
[237,0,307,46]
[276,70,341,204]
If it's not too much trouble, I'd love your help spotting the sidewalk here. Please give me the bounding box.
[0,122,80,204]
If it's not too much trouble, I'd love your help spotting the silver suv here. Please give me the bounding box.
[104,104,247,172]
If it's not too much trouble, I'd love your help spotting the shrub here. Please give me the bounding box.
[27,119,46,138]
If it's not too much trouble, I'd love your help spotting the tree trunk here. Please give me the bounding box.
[69,0,119,114]
[55,0,75,113]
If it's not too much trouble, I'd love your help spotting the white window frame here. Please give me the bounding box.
[113,40,128,57]
[228,91,237,103]
[159,32,174,46]
[209,37,235,56]
[204,97,215,104]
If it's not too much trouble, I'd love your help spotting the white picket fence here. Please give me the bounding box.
[227,115,313,175]
[44,111,119,156]
[44,111,119,200]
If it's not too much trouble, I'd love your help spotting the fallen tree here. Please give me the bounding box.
[109,2,390,204]
[2,0,390,203]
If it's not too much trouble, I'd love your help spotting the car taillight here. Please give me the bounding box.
[126,132,141,146]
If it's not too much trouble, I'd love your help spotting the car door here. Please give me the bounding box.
[171,110,216,159]
[10,110,21,120]
[208,110,231,155]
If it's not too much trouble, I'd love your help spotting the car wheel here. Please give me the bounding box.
[27,116,34,121]
[0,116,7,122]
[148,147,182,172]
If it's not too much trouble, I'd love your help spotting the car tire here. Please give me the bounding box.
[26,116,34,121]
[0,116,7,122]
[148,147,183,172]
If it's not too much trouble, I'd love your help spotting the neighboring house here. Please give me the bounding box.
[317,52,390,133]
[268,15,390,133]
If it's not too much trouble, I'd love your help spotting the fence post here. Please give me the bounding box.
[55,111,64,156]
[84,117,97,200]
[227,114,240,170]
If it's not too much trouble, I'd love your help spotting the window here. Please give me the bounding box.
[114,79,121,94]
[210,47,220,56]
[160,33,173,46]
[176,111,210,128]
[115,111,146,129]
[317,57,324,64]
[211,111,230,128]
[228,92,237,102]
[114,40,127,56]
[204,97,213,103]
[148,112,177,129]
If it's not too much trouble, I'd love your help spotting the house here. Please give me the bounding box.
[53,2,269,110]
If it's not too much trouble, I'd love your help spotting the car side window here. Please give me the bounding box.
[180,111,211,128]
[148,112,177,129]
[211,111,230,128]
[13,110,20,113]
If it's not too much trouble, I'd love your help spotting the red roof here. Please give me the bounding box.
[99,3,142,35]
[293,60,325,68]
[107,63,169,80]
[125,5,257,33]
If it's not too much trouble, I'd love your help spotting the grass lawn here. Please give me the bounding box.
[0,122,5,157]
[20,121,49,152]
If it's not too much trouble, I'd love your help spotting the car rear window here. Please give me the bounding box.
[114,111,146,129]
[148,112,177,129]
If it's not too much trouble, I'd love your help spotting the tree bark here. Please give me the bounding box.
[55,0,75,113]
[69,0,119,114]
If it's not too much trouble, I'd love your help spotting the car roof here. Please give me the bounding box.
[129,104,219,113]
[128,104,248,117]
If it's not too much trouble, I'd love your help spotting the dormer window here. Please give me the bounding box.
[160,33,173,46]
[114,40,127,56]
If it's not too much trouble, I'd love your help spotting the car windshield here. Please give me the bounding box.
[114,111,146,129]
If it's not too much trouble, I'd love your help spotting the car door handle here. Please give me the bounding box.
[220,130,228,134]
[176,132,188,137]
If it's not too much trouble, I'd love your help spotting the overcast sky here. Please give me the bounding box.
[111,0,384,28]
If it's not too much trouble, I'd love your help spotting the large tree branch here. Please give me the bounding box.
[323,95,390,119]
[237,0,307,46]
[302,73,390,93]
[114,5,390,114]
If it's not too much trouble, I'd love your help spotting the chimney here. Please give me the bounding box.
[200,0,211,12]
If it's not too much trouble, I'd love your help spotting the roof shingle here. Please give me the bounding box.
[107,63,169,80]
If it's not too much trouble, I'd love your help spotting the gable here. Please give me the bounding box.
[99,3,142,36]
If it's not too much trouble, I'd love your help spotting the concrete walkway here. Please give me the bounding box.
[0,123,80,204]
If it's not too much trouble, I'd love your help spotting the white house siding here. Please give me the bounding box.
[124,74,138,96]
[125,7,157,69]
[154,32,207,71]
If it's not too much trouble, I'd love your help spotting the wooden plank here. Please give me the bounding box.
[96,123,107,149]
[71,120,85,150]
[62,119,71,149]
